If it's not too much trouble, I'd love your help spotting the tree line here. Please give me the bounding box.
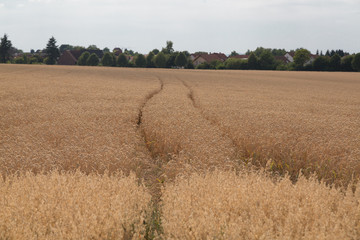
[1,34,359,72]
[75,41,192,69]
[196,48,360,72]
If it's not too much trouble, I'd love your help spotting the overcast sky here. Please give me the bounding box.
[0,0,359,54]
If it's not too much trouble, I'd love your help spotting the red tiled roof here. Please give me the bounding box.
[275,56,290,64]
[287,52,295,57]
[194,53,228,63]
[58,50,77,65]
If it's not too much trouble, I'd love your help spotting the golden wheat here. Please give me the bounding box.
[1,65,360,239]
[162,170,360,239]
[0,171,151,240]
[0,65,159,176]
[176,70,360,184]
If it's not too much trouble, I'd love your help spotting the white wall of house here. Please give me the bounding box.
[193,57,206,66]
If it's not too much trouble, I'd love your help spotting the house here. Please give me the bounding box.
[275,56,291,64]
[192,53,228,66]
[58,50,77,65]
[58,49,104,65]
[284,52,318,65]
[284,52,295,63]
[307,54,319,65]
[113,48,123,56]
[190,54,199,61]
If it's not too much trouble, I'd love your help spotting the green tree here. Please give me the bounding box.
[230,51,239,57]
[45,36,60,65]
[259,50,275,70]
[102,52,114,66]
[185,61,195,69]
[87,45,99,50]
[135,54,146,68]
[329,54,341,71]
[152,49,160,55]
[73,46,86,51]
[146,52,155,68]
[59,44,73,53]
[166,53,177,68]
[154,52,166,68]
[86,53,99,66]
[175,52,187,68]
[247,53,258,70]
[253,47,267,57]
[341,55,354,72]
[294,49,311,69]
[77,51,90,66]
[103,47,110,53]
[0,34,12,63]
[352,53,360,72]
[271,48,287,56]
[117,53,128,67]
[313,56,329,71]
[162,41,174,54]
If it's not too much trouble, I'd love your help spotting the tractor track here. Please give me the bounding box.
[179,77,242,160]
[137,77,164,128]
[136,76,165,239]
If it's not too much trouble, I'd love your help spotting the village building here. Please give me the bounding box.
[192,53,227,66]
[58,49,104,65]
[284,52,318,65]
[57,50,77,65]
[113,48,123,56]
[275,56,291,64]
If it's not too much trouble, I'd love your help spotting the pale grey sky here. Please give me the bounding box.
[0,0,359,54]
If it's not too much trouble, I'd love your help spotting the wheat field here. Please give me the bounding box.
[1,64,360,239]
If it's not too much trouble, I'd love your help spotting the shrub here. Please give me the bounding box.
[117,53,128,67]
[86,53,99,66]
[101,52,114,67]
[135,54,146,68]
[77,51,90,66]
[196,62,210,69]
[225,58,242,69]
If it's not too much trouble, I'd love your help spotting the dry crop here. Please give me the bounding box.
[0,171,151,239]
[0,65,159,176]
[162,170,360,239]
[1,65,360,239]
[176,70,360,185]
[141,72,236,180]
